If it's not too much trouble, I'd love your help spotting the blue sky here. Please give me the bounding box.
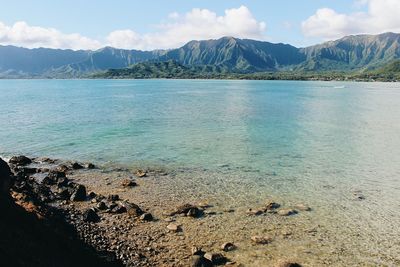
[0,0,398,50]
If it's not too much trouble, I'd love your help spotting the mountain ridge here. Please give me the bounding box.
[1,32,400,78]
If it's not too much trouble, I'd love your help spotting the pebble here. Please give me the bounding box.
[277,209,297,216]
[221,242,235,252]
[167,223,181,232]
[251,235,273,244]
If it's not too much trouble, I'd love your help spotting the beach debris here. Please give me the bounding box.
[251,235,273,244]
[167,222,182,232]
[204,252,227,265]
[9,155,32,166]
[277,209,297,216]
[135,169,147,177]
[221,242,235,252]
[83,208,99,223]
[121,178,137,187]
[70,184,87,201]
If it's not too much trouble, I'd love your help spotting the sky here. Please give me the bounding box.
[0,0,399,51]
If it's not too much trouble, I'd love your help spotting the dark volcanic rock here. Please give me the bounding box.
[70,184,87,201]
[203,252,227,265]
[97,201,108,210]
[9,155,32,166]
[0,158,12,199]
[86,163,95,169]
[108,194,120,201]
[83,208,100,222]
[71,162,84,170]
[190,255,213,267]
[139,213,153,221]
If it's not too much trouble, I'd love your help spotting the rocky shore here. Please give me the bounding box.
[1,155,308,267]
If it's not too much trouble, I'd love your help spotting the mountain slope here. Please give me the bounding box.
[299,32,400,71]
[158,37,305,72]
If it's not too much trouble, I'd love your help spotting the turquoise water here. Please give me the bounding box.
[1,79,400,264]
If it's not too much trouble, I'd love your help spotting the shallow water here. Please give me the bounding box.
[1,79,400,265]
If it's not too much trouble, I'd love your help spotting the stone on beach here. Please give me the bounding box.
[221,242,235,252]
[190,255,213,267]
[246,208,263,216]
[70,184,87,201]
[135,169,147,177]
[275,261,302,267]
[203,252,227,265]
[265,201,280,210]
[83,208,100,222]
[71,162,84,170]
[121,179,137,187]
[9,155,32,166]
[295,204,311,211]
[167,223,181,232]
[140,213,153,221]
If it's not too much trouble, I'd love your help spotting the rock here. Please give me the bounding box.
[83,208,100,223]
[108,194,120,201]
[88,191,97,199]
[191,246,204,256]
[198,201,211,208]
[122,202,143,217]
[265,201,280,210]
[71,162,84,170]
[57,188,71,200]
[167,223,181,232]
[251,235,273,244]
[56,164,69,173]
[86,163,95,169]
[221,242,235,252]
[187,208,201,217]
[246,208,263,216]
[190,255,213,267]
[204,252,227,265]
[121,179,137,187]
[277,209,297,216]
[135,169,147,177]
[110,205,127,214]
[9,155,32,166]
[140,213,153,221]
[70,184,87,201]
[173,203,200,216]
[275,261,302,267]
[0,158,12,200]
[295,204,311,211]
[97,201,108,210]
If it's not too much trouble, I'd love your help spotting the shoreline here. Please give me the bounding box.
[0,154,309,267]
[2,154,399,266]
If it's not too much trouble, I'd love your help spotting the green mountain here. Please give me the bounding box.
[157,36,305,72]
[1,32,400,78]
[299,32,400,71]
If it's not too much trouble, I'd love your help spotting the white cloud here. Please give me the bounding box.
[106,5,267,50]
[0,6,266,50]
[302,0,400,40]
[0,21,102,50]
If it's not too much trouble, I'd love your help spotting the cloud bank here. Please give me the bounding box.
[302,0,400,40]
[0,6,266,50]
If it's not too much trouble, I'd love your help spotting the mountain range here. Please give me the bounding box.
[0,32,399,78]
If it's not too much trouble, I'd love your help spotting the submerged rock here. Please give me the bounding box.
[221,242,235,252]
[251,235,273,244]
[135,169,147,177]
[265,201,280,210]
[295,204,311,211]
[121,179,137,187]
[86,163,95,169]
[167,223,181,232]
[246,208,263,216]
[71,162,84,170]
[9,155,32,166]
[277,209,297,216]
